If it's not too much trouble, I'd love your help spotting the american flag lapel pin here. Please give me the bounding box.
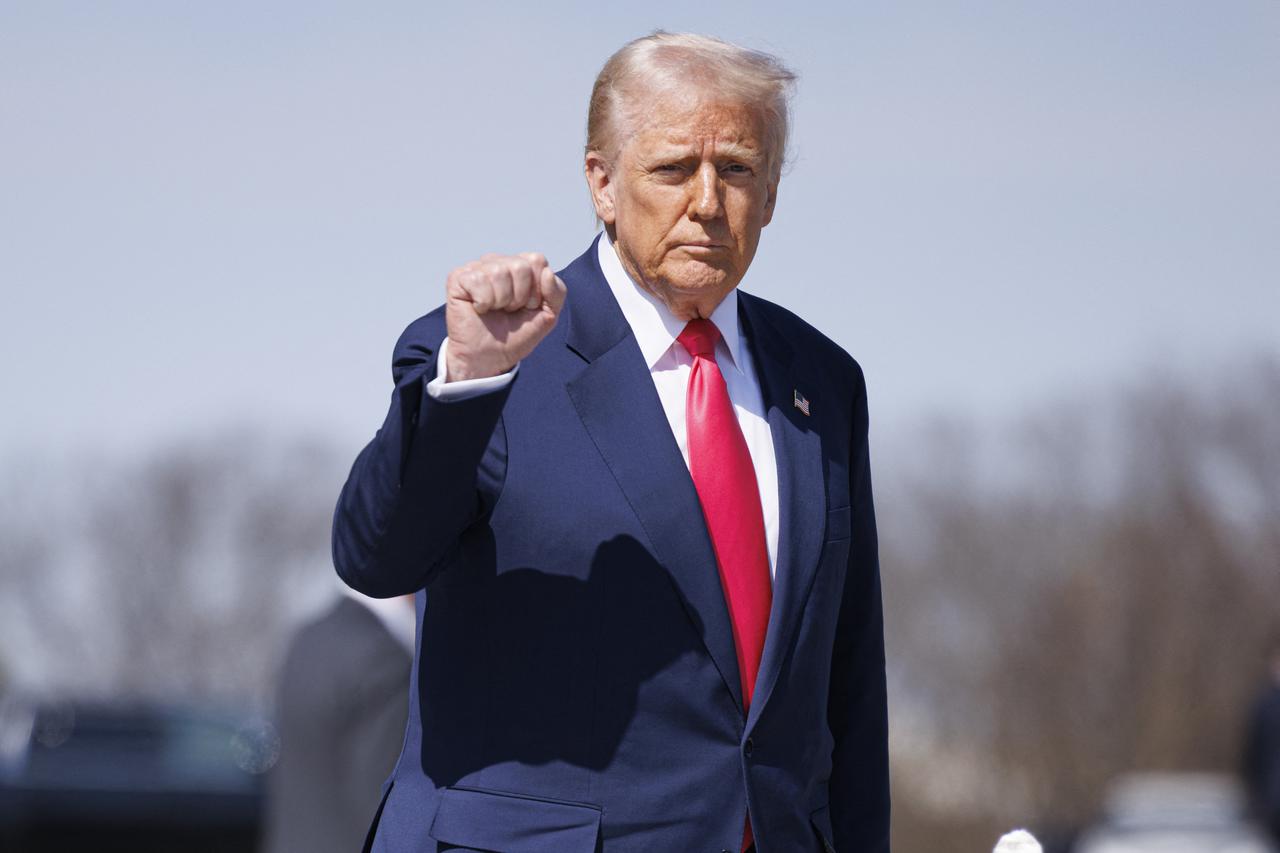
[793,389,810,416]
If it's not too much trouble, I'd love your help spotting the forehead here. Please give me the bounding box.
[624,91,767,154]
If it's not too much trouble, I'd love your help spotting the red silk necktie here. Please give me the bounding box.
[678,318,772,852]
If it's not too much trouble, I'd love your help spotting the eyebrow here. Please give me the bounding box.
[646,142,764,162]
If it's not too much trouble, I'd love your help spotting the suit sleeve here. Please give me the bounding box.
[332,312,511,598]
[828,365,891,851]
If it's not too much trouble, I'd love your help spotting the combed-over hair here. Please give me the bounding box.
[586,32,797,179]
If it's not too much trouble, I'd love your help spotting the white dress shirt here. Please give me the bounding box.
[426,234,780,579]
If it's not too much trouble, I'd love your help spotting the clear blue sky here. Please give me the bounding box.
[2,1,1276,461]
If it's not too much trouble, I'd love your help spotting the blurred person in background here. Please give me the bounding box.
[332,31,888,853]
[262,590,414,853]
[1244,635,1280,845]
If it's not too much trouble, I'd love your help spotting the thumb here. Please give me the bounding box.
[540,267,568,315]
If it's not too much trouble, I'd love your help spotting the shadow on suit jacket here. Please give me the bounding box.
[419,534,703,786]
[334,236,889,853]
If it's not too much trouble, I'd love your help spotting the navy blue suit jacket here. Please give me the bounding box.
[333,238,889,852]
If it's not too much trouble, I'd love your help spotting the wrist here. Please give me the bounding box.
[445,347,513,383]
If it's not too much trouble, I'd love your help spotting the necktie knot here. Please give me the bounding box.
[677,318,721,360]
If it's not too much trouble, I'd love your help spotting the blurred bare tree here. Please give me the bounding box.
[0,430,347,706]
[884,354,1280,848]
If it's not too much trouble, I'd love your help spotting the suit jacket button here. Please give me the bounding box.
[744,737,754,757]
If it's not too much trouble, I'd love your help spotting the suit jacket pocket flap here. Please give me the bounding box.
[429,786,601,852]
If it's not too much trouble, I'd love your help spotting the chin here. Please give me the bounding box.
[662,259,735,294]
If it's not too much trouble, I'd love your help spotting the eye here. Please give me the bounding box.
[649,162,690,184]
[720,163,753,176]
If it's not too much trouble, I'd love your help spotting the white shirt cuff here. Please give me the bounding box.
[425,337,518,402]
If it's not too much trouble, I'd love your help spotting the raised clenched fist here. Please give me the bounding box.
[444,252,567,381]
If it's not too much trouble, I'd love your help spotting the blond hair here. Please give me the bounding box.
[586,32,797,179]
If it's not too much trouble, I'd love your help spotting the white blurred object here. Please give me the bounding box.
[994,829,1043,853]
[1074,772,1277,853]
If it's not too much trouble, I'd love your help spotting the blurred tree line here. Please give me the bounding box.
[0,430,344,705]
[882,355,1279,848]
[0,357,1276,846]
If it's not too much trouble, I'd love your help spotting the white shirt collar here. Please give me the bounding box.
[596,231,745,374]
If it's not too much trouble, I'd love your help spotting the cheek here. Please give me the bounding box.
[731,193,770,237]
[633,205,681,254]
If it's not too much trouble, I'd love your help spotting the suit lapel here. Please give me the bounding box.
[560,239,745,713]
[738,293,827,729]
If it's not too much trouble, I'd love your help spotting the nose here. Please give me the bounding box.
[687,162,723,221]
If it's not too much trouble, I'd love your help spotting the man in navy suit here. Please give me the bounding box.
[333,32,889,853]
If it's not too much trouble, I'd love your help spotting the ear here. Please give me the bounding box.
[762,178,779,228]
[584,151,616,226]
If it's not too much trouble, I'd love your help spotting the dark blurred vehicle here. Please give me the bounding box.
[1074,773,1276,853]
[0,696,271,852]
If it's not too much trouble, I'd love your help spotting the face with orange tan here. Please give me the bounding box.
[585,89,779,320]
